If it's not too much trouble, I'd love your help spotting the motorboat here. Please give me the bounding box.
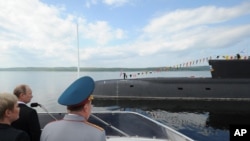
[38,111,194,141]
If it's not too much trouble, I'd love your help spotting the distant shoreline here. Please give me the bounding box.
[0,66,210,72]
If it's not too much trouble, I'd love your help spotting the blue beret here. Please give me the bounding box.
[58,76,95,106]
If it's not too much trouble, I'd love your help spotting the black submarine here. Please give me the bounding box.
[93,57,250,112]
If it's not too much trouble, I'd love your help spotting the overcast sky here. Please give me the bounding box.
[0,0,250,68]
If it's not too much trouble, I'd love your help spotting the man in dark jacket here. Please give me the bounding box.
[11,84,41,141]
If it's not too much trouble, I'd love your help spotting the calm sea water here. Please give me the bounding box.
[0,70,236,141]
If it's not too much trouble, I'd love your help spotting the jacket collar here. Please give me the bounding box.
[63,114,86,122]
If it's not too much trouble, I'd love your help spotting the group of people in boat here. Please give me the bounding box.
[0,76,106,141]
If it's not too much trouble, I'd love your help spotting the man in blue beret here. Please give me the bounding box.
[40,76,106,141]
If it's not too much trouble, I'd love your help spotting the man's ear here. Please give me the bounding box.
[82,101,91,112]
[82,104,88,112]
[19,93,26,99]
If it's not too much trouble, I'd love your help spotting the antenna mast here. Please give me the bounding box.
[76,23,80,78]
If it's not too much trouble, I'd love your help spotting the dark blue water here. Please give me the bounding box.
[124,108,230,141]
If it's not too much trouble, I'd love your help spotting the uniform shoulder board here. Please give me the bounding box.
[85,121,104,131]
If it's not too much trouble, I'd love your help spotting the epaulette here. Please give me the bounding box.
[85,121,104,131]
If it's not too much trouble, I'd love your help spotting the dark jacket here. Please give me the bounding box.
[11,104,41,141]
[0,123,30,141]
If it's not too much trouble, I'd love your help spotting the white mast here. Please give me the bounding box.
[76,23,80,78]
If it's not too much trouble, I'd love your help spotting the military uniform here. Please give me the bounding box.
[40,114,106,141]
[40,76,106,141]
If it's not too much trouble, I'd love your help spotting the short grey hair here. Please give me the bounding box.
[0,93,18,119]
